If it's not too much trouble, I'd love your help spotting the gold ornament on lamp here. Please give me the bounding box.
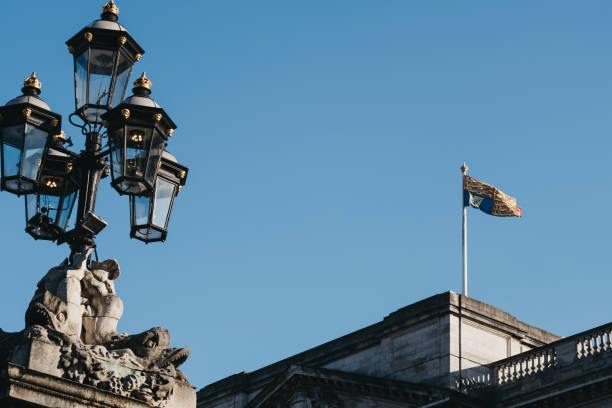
[134,72,152,89]
[103,0,119,15]
[24,73,41,90]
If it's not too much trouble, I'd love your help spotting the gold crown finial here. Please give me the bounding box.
[460,163,468,173]
[134,72,152,89]
[103,0,119,15]
[24,72,42,90]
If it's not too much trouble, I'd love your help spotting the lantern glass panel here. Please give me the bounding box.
[2,125,24,179]
[25,173,78,240]
[152,177,175,228]
[58,188,77,230]
[111,51,132,107]
[25,194,57,240]
[89,48,115,107]
[75,50,88,109]
[126,126,152,181]
[133,194,150,225]
[22,124,47,181]
[111,135,123,180]
[145,129,164,185]
[39,176,64,226]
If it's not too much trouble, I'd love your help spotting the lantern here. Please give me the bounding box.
[25,148,78,241]
[129,151,187,243]
[66,1,145,124]
[102,73,176,196]
[0,73,62,195]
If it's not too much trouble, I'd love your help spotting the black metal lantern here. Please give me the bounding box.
[0,73,62,195]
[25,148,78,241]
[102,73,176,196]
[129,151,187,243]
[66,1,145,124]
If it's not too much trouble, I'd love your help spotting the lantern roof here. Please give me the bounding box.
[66,0,143,62]
[162,150,177,163]
[123,73,162,108]
[5,73,51,110]
[123,95,162,109]
[6,95,51,110]
[87,19,127,32]
[86,1,126,31]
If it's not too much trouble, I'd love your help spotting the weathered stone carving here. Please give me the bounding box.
[0,250,193,408]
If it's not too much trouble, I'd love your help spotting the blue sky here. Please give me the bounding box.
[0,1,611,389]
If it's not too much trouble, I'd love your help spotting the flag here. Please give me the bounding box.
[463,175,522,217]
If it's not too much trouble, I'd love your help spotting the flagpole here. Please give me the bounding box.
[461,163,468,297]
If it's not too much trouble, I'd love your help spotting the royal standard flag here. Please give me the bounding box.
[463,175,522,217]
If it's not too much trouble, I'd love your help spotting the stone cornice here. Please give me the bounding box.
[0,363,151,408]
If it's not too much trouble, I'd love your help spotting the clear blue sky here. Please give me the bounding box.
[0,1,611,389]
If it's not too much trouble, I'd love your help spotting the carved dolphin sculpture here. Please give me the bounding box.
[105,327,190,370]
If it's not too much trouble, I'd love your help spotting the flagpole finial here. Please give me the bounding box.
[460,163,468,174]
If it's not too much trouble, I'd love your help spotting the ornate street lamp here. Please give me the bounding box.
[25,148,79,241]
[0,1,188,255]
[66,0,144,126]
[0,73,62,195]
[129,150,188,243]
[102,73,176,196]
[0,4,196,405]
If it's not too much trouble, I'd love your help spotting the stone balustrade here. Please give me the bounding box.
[457,321,612,391]
[494,346,556,384]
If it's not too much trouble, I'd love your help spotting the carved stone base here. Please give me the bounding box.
[0,328,195,408]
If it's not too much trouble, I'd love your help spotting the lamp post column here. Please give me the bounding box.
[68,130,108,255]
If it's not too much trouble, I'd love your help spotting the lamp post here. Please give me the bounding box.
[0,0,188,256]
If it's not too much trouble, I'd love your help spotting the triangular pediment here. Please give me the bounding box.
[245,365,483,408]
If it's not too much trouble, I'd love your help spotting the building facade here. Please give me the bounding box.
[197,292,612,408]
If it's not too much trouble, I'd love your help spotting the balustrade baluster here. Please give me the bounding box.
[524,357,530,376]
[513,361,519,380]
[579,337,586,358]
[536,351,543,373]
[596,333,602,353]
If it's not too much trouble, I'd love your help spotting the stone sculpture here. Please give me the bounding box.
[0,250,194,408]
